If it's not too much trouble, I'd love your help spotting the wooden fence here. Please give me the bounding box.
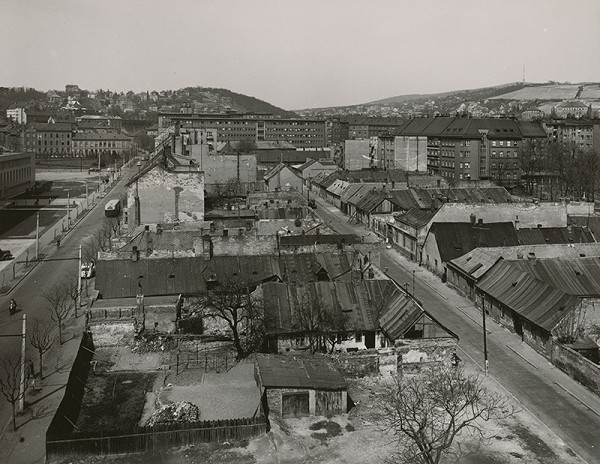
[46,416,267,459]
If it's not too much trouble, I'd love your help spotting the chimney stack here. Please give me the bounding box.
[132,245,139,262]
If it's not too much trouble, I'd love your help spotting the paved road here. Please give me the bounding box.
[312,197,600,464]
[0,165,135,434]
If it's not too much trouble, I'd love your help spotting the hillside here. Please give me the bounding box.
[297,81,600,119]
[0,87,46,112]
[179,87,297,118]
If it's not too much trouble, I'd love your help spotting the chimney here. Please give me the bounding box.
[132,245,139,262]
[146,235,153,255]
[477,218,483,226]
[202,235,213,259]
[470,213,476,225]
[515,215,519,231]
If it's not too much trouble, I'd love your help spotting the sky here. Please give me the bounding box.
[1,0,600,110]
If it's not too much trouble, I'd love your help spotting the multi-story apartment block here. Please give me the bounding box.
[72,131,133,159]
[544,119,600,153]
[6,108,27,124]
[394,117,546,188]
[159,112,327,148]
[23,121,73,158]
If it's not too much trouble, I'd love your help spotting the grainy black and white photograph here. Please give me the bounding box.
[1,1,600,463]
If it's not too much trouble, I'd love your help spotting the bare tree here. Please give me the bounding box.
[28,317,56,380]
[290,287,349,354]
[190,278,265,360]
[378,365,515,464]
[0,352,25,430]
[44,283,71,344]
[63,272,83,318]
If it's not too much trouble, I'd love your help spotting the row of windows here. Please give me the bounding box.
[491,140,518,147]
[1,166,31,186]
[491,162,519,169]
[491,151,518,158]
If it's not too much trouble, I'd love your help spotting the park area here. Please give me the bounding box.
[49,362,584,464]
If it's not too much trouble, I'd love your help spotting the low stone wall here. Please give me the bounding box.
[395,338,457,375]
[89,321,135,347]
[329,350,380,377]
[552,343,600,396]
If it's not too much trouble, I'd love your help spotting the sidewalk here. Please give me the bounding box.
[0,167,131,464]
[313,193,600,418]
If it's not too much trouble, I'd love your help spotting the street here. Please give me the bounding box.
[311,196,600,464]
[0,164,136,440]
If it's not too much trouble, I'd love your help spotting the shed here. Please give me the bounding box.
[255,354,348,418]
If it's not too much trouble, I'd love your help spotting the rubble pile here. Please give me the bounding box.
[147,401,200,426]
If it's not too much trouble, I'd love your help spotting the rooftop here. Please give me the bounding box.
[256,354,347,390]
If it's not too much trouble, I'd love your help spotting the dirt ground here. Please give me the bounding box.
[60,362,585,464]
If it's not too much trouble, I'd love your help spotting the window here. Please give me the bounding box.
[492,141,497,147]
[464,162,470,169]
[465,140,470,147]
[499,141,504,146]
[507,141,511,147]
[355,332,362,342]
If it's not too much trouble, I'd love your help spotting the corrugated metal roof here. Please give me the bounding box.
[449,244,600,282]
[476,260,580,332]
[256,354,347,390]
[511,257,600,297]
[263,280,392,334]
[340,184,369,204]
[430,222,520,263]
[326,179,350,197]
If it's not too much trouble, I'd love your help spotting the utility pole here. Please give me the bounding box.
[19,314,26,411]
[85,181,89,209]
[483,307,489,376]
[412,270,416,298]
[66,190,70,228]
[77,245,82,313]
[35,212,40,260]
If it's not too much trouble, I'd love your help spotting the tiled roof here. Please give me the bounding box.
[30,122,72,132]
[394,208,437,228]
[430,222,520,263]
[397,116,545,140]
[476,260,580,332]
[278,251,357,282]
[95,255,281,298]
[516,227,595,245]
[256,354,346,390]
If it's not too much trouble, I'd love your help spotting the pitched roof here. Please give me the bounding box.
[516,227,595,245]
[264,163,299,181]
[263,280,388,334]
[256,354,346,390]
[556,101,588,108]
[95,255,282,298]
[511,257,600,297]
[278,252,357,282]
[394,208,437,228]
[476,260,580,332]
[429,222,519,263]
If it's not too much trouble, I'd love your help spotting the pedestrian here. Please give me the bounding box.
[56,239,61,249]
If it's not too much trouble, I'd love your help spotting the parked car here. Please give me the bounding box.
[80,261,96,278]
[88,167,101,173]
[0,249,14,261]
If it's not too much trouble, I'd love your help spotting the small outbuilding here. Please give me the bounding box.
[255,354,348,419]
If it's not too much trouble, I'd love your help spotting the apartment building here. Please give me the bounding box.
[23,121,73,158]
[544,119,600,153]
[72,131,133,158]
[394,117,546,188]
[158,112,327,148]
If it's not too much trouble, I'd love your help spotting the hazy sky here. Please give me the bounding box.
[2,0,600,110]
